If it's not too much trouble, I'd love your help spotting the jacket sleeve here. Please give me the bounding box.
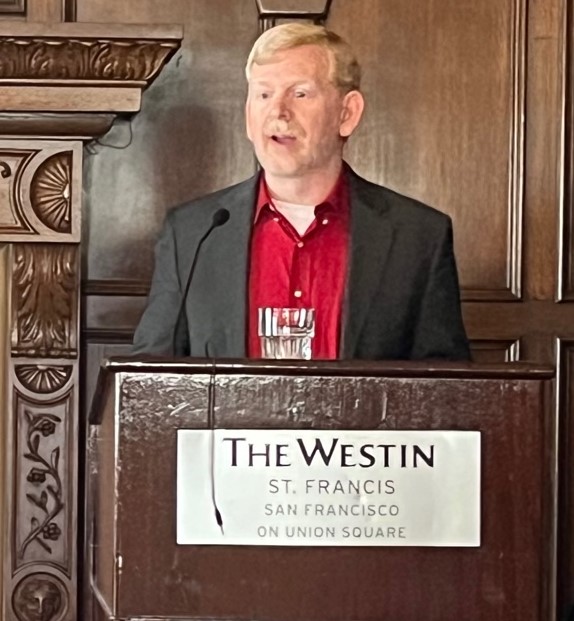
[410,220,471,361]
[132,214,189,356]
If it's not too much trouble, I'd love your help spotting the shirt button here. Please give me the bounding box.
[294,290,302,298]
[297,241,304,248]
[322,218,329,225]
[273,217,279,222]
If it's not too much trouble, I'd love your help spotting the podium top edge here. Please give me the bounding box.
[100,356,555,380]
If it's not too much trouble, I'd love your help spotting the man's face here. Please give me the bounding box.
[246,44,356,179]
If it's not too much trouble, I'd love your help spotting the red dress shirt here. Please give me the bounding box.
[248,172,350,359]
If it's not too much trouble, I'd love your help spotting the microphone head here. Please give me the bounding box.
[212,208,230,227]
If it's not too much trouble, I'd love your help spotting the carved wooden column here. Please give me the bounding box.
[0,22,181,621]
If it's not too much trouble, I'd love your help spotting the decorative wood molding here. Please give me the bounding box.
[82,279,150,297]
[505,0,526,302]
[0,19,180,621]
[0,142,81,243]
[11,244,78,358]
[12,573,68,621]
[14,392,71,569]
[83,328,135,344]
[0,0,25,15]
[557,338,574,618]
[0,22,182,131]
[561,2,574,300]
[256,0,332,30]
[470,338,521,363]
[15,365,73,394]
[0,113,116,139]
[0,38,177,84]
[30,152,72,234]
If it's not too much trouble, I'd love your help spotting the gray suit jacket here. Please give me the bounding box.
[133,166,470,360]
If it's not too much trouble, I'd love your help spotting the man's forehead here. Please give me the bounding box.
[250,44,332,78]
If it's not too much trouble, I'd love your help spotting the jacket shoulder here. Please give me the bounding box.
[349,170,452,230]
[167,175,258,227]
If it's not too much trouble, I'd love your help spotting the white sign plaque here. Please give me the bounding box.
[177,429,480,547]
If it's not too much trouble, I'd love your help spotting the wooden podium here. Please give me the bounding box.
[87,358,555,621]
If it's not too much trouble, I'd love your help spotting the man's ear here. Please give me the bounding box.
[339,90,365,138]
[245,100,253,142]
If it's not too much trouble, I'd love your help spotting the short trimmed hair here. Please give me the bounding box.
[245,22,361,93]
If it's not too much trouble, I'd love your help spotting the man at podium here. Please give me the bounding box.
[133,22,470,361]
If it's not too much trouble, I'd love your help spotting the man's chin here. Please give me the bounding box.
[257,159,306,179]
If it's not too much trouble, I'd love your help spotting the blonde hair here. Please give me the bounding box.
[245,22,361,93]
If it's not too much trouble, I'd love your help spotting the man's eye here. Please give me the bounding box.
[259,92,270,100]
[294,91,307,98]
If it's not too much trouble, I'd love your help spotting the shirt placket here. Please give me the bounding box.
[270,204,333,308]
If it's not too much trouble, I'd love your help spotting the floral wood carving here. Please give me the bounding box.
[0,38,179,82]
[12,573,67,621]
[0,160,11,177]
[19,410,63,560]
[15,366,73,394]
[30,152,72,234]
[12,245,78,358]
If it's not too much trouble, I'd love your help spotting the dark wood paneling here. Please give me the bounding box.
[524,0,563,301]
[561,1,574,301]
[470,339,521,364]
[558,339,574,619]
[79,0,259,283]
[0,0,25,14]
[332,0,525,301]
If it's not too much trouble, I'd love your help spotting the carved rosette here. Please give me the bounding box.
[30,152,72,234]
[12,573,68,621]
[0,144,81,241]
[0,38,179,83]
[15,365,73,394]
[11,245,78,358]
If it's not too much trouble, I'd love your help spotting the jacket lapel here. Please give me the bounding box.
[342,170,395,357]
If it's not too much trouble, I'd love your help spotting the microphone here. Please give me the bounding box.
[171,208,230,355]
[208,366,224,533]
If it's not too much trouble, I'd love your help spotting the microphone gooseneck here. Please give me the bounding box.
[171,208,230,355]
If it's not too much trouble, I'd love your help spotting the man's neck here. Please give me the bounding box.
[265,163,344,205]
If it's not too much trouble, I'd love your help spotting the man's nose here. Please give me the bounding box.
[269,95,291,120]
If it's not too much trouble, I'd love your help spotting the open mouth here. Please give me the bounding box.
[271,135,296,145]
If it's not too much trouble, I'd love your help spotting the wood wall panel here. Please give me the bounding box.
[0,0,25,14]
[562,1,574,301]
[79,0,259,283]
[558,339,574,620]
[332,0,525,301]
[0,0,74,21]
[524,0,563,302]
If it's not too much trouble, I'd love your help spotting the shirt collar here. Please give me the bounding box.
[254,168,348,223]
